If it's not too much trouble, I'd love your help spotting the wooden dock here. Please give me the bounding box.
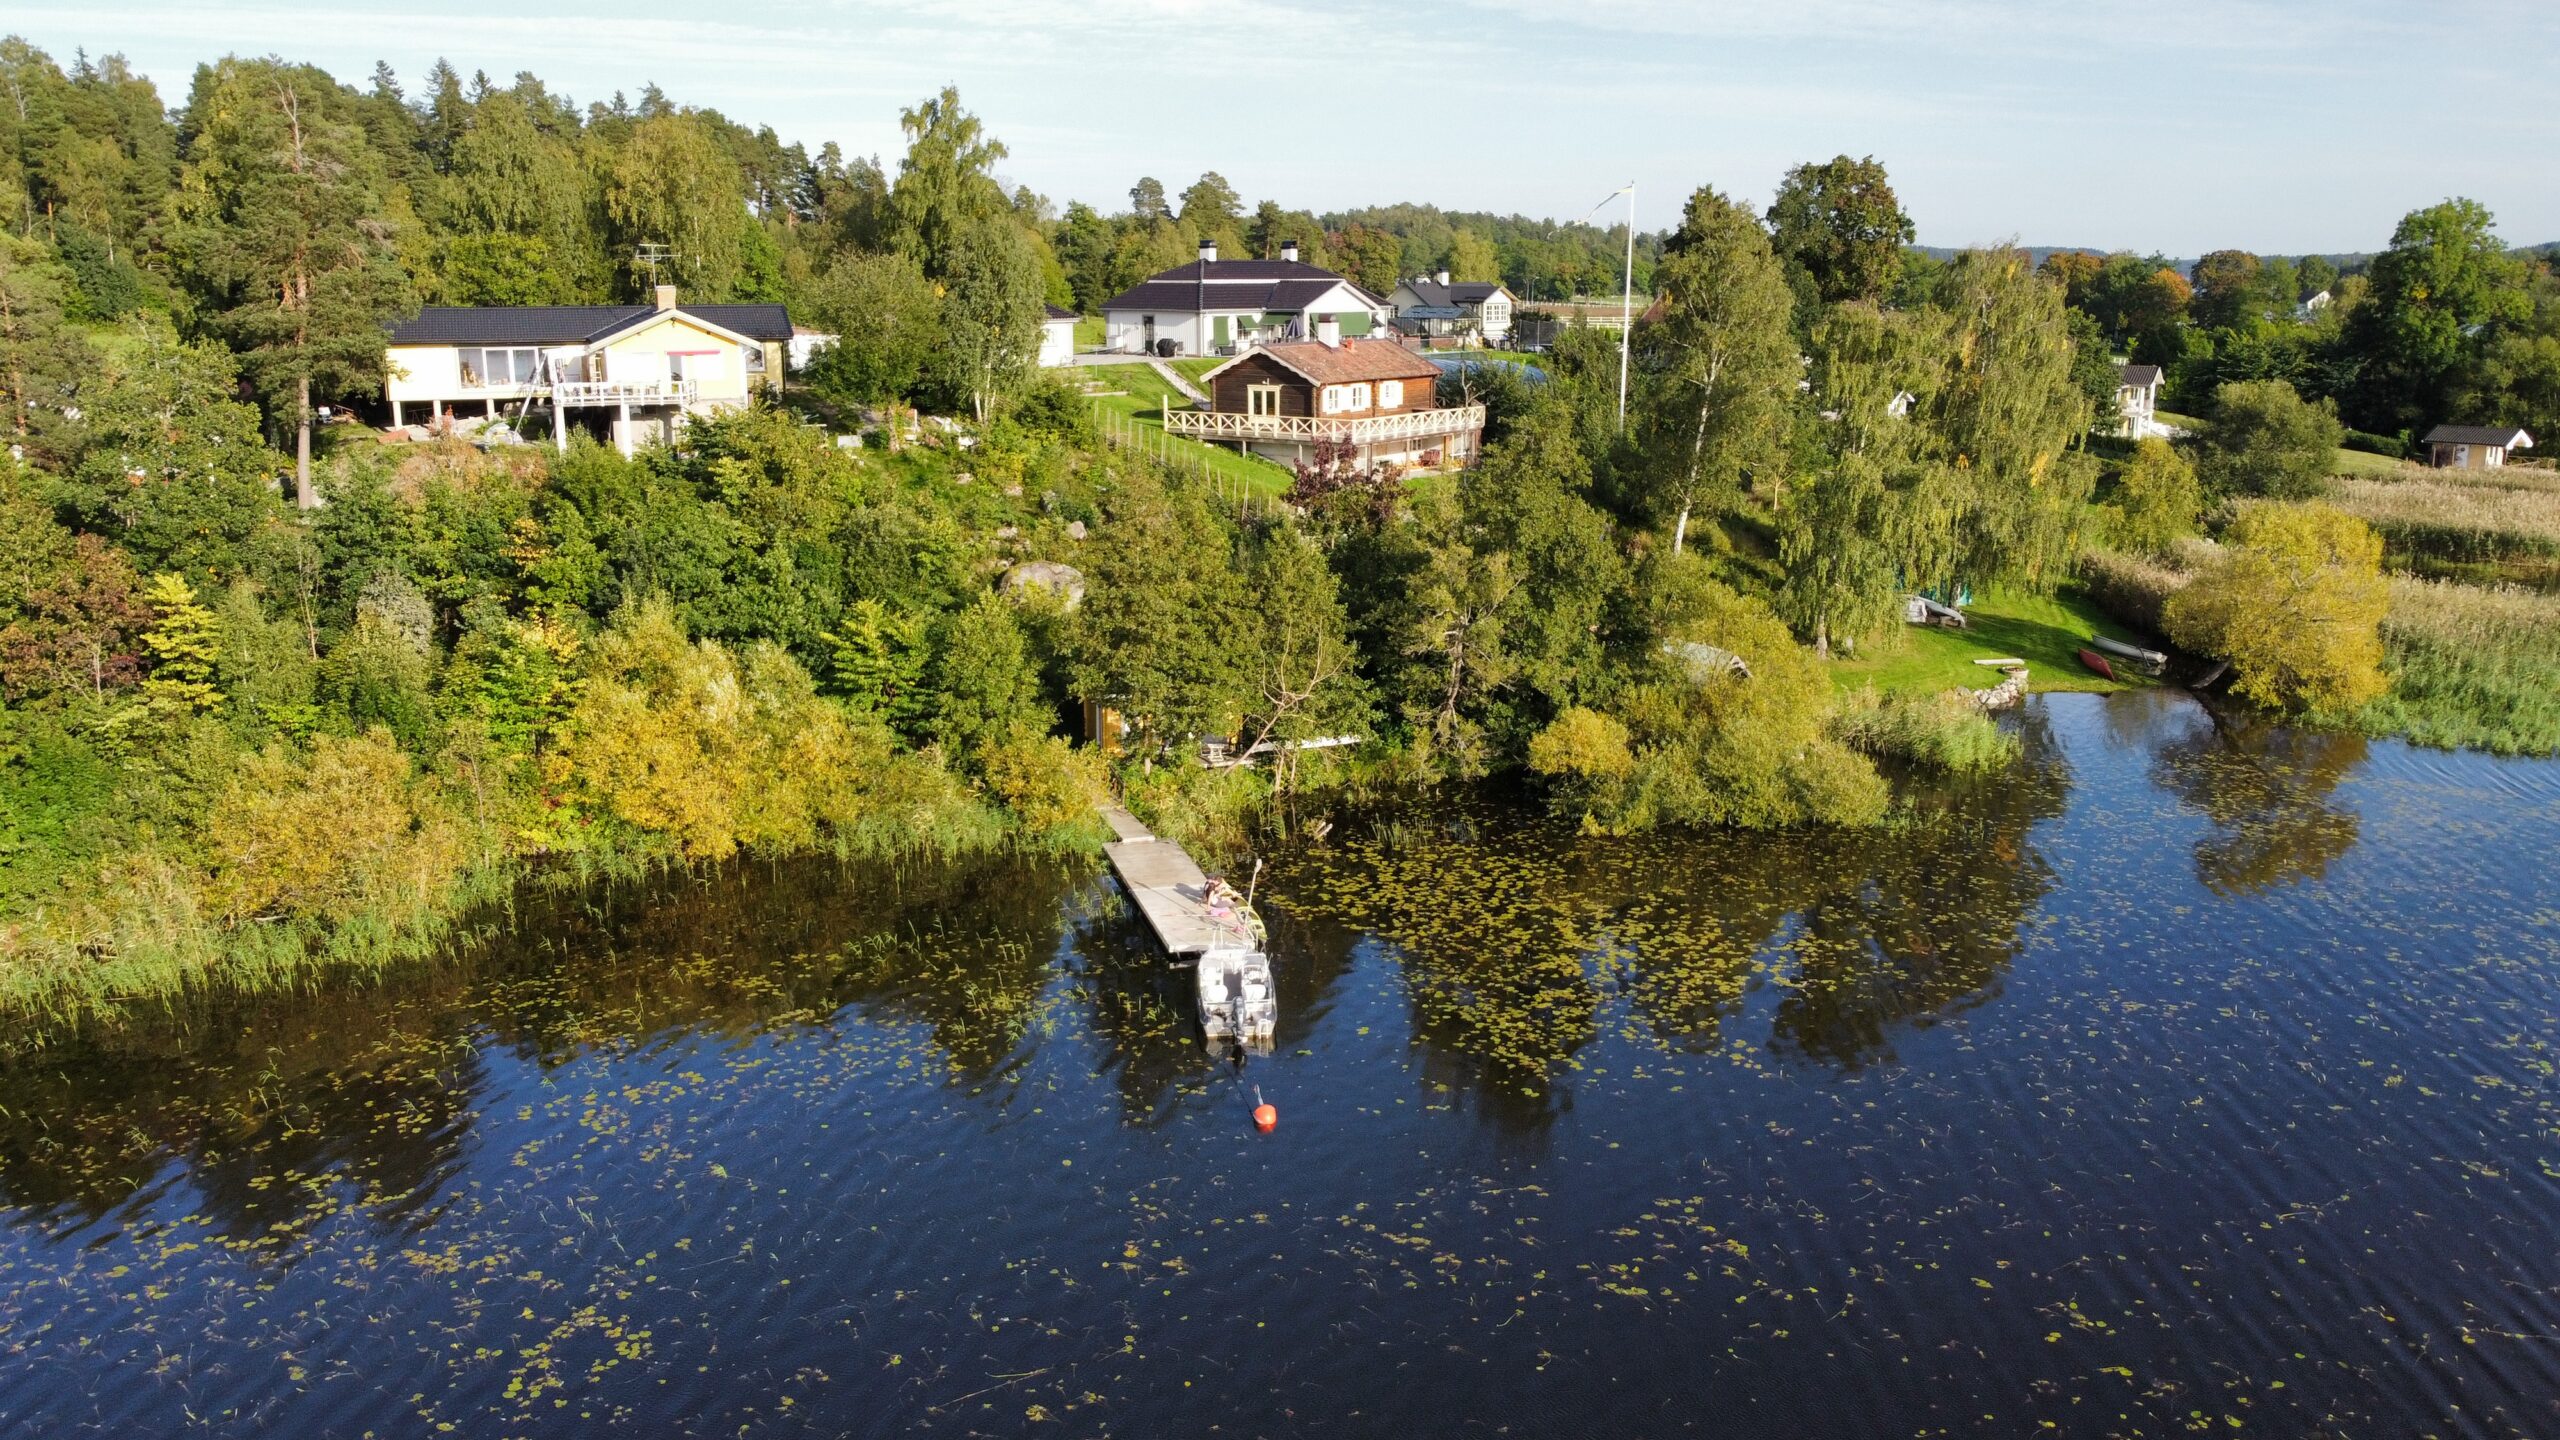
[1099,806,1260,958]
[1100,805,1275,1045]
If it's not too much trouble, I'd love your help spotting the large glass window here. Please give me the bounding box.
[460,347,541,387]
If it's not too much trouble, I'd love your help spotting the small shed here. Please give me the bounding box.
[1665,640,1751,680]
[2421,424,2533,470]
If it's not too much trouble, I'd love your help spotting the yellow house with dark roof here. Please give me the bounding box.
[385,287,792,454]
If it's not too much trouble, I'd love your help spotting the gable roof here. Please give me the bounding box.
[2118,363,2164,388]
[1397,277,1510,308]
[2423,424,2533,447]
[1202,338,1443,389]
[1100,258,1382,315]
[1044,304,1078,322]
[388,303,794,346]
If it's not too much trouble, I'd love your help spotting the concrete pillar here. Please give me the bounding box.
[554,402,568,453]
[390,399,402,428]
[618,401,632,458]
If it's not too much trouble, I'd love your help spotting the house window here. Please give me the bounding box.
[1377,380,1403,408]
[1343,383,1370,411]
[1247,384,1281,417]
[461,347,540,387]
[741,343,767,374]
[1319,385,1341,414]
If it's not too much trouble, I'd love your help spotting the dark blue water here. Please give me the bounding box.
[1,691,2555,1437]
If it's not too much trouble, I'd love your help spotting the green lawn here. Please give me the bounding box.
[2330,447,2412,478]
[1825,587,2162,697]
[1079,364,1294,498]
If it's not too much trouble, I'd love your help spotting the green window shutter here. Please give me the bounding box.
[1213,315,1231,347]
[1336,312,1372,337]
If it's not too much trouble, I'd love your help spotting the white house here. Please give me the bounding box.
[385,287,793,455]
[1100,240,1388,357]
[2423,424,2534,470]
[1388,272,1516,346]
[2116,363,2166,439]
[1039,304,1078,367]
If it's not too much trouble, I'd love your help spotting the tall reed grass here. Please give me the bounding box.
[2330,478,2560,563]
[2352,577,2560,755]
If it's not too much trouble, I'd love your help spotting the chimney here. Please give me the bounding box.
[1280,239,1299,263]
[1198,238,1217,264]
[653,284,677,312]
[1315,317,1341,349]
[1436,269,1451,287]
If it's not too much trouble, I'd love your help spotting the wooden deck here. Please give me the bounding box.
[1100,806,1259,958]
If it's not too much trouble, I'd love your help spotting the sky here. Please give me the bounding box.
[21,0,2560,256]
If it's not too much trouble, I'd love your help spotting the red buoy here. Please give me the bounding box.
[1253,1103,1278,1131]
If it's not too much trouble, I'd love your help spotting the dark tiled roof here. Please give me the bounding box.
[388,303,794,345]
[2423,424,2532,446]
[2118,364,2163,387]
[1399,278,1507,307]
[1248,339,1442,386]
[1044,304,1078,322]
[1100,259,1378,314]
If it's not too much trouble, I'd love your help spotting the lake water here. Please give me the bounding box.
[2,691,2556,1437]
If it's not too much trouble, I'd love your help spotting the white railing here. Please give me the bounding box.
[554,379,699,407]
[1162,403,1486,446]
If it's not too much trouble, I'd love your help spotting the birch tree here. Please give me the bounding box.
[1631,186,1795,554]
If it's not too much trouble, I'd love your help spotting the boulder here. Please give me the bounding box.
[1002,561,1086,609]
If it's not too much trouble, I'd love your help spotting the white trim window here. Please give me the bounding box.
[1247,383,1282,417]
[461,346,541,387]
[1328,382,1370,413]
[1377,380,1403,408]
[1320,385,1342,414]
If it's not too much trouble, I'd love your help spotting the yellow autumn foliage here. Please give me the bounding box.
[2164,503,2391,713]
[201,729,468,926]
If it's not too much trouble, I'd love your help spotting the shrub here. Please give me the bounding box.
[2193,379,2344,500]
[2164,503,2388,712]
[1526,706,1634,782]
[1833,686,2020,774]
[2102,437,2203,551]
[200,730,467,926]
[978,728,1109,845]
[2077,546,2196,632]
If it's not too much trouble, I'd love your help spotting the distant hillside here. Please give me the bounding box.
[1919,242,2559,277]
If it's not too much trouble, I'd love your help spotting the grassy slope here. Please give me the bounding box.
[1826,587,2161,697]
[1076,360,1295,498]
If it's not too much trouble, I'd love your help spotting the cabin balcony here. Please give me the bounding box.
[553,378,700,408]
[1161,403,1486,448]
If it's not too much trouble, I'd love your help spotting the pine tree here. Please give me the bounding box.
[172,59,415,508]
[140,572,221,717]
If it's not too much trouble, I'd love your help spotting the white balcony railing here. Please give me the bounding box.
[553,379,700,407]
[1162,403,1486,447]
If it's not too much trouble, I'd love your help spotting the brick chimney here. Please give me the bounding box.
[1280,239,1299,263]
[653,284,678,311]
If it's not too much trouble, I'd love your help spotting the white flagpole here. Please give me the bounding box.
[1583,183,1637,430]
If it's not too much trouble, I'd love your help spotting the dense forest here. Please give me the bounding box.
[0,39,2553,1035]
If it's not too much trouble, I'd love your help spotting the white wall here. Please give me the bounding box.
[1039,319,1077,367]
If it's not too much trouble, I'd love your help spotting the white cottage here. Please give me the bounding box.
[1101,240,1388,358]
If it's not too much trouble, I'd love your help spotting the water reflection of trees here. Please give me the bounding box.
[0,850,1090,1237]
[1266,712,2072,1100]
[1769,724,2069,1069]
[2151,706,2367,895]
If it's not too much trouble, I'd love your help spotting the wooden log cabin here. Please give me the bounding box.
[1169,324,1486,471]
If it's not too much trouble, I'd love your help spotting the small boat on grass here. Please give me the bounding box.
[2076,648,2117,681]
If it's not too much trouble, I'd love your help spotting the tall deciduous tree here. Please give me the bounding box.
[889,87,1009,269]
[1764,155,1915,306]
[1929,248,2096,590]
[172,58,414,508]
[598,111,748,299]
[2347,198,2531,432]
[1631,186,1796,554]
